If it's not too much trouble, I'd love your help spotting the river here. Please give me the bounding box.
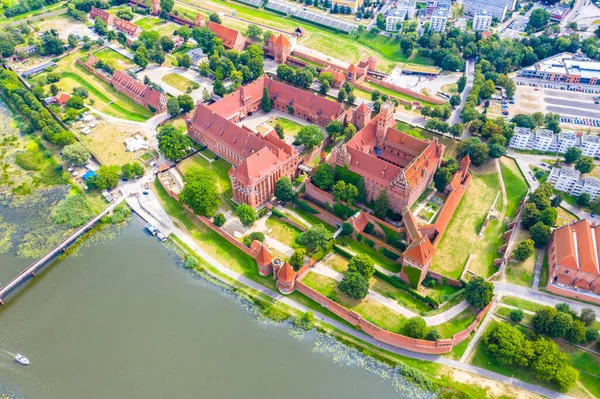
[0,216,425,399]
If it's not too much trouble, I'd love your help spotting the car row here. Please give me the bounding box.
[559,117,600,127]
[517,81,600,94]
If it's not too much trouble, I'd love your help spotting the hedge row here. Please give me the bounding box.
[295,199,319,214]
[374,270,439,308]
[333,244,355,259]
[271,207,286,218]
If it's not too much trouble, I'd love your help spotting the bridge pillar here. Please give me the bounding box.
[31,272,36,277]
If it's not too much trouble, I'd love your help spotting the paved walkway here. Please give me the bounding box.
[448,58,475,125]
[531,248,544,290]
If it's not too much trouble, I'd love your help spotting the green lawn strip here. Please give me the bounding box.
[200,148,217,159]
[435,307,478,338]
[353,30,434,66]
[578,373,600,398]
[162,73,198,92]
[500,158,529,219]
[283,204,335,232]
[60,69,152,122]
[369,274,432,314]
[447,335,471,360]
[495,306,534,327]
[1,1,65,24]
[134,16,164,30]
[337,236,401,273]
[93,47,135,70]
[365,81,439,107]
[265,215,302,249]
[500,296,546,313]
[423,290,465,316]
[266,116,303,138]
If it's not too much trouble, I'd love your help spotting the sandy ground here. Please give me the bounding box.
[386,69,461,97]
[448,368,543,399]
[78,120,147,166]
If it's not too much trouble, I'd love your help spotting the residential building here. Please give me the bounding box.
[89,6,115,25]
[332,102,444,213]
[555,130,578,153]
[186,76,348,208]
[464,0,508,21]
[186,48,207,66]
[532,128,555,151]
[430,7,449,32]
[115,19,142,38]
[472,9,492,31]
[266,34,291,64]
[110,71,167,113]
[548,166,600,199]
[331,0,364,12]
[548,219,600,296]
[509,127,532,150]
[549,5,569,22]
[396,0,417,19]
[580,134,600,157]
[386,8,407,32]
[518,52,600,86]
[207,21,246,51]
[52,92,71,107]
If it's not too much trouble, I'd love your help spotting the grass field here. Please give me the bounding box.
[366,81,439,107]
[162,73,199,93]
[78,122,142,166]
[134,16,164,31]
[337,236,401,273]
[266,116,303,138]
[178,152,233,211]
[395,120,457,159]
[506,227,537,287]
[265,215,302,249]
[93,47,136,71]
[500,157,529,220]
[430,164,503,279]
[353,31,435,66]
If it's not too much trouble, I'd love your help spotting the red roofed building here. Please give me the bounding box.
[250,240,274,276]
[266,34,291,64]
[115,19,142,38]
[332,101,444,213]
[89,6,115,25]
[275,262,296,294]
[111,71,167,113]
[548,219,600,296]
[400,207,436,287]
[207,21,246,51]
[53,92,71,107]
[320,66,346,89]
[195,13,206,27]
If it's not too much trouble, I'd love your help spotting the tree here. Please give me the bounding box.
[213,212,226,227]
[66,95,84,109]
[62,142,90,165]
[449,94,461,107]
[332,180,358,204]
[167,97,180,116]
[531,337,578,392]
[339,270,369,299]
[134,46,149,68]
[121,163,144,179]
[433,168,452,193]
[50,84,59,96]
[576,193,590,207]
[325,120,344,140]
[176,94,194,113]
[374,189,389,219]
[564,146,582,164]
[295,125,324,150]
[465,277,494,309]
[510,309,524,322]
[344,124,357,142]
[456,137,489,167]
[549,312,573,338]
[289,248,306,271]
[483,322,533,366]
[575,156,594,174]
[538,207,557,226]
[94,17,107,36]
[209,12,222,23]
[0,41,15,57]
[236,203,256,227]
[160,36,174,52]
[529,8,550,30]
[403,317,427,339]
[566,320,587,344]
[513,239,535,261]
[534,307,558,335]
[180,167,221,217]
[67,33,78,48]
[347,254,374,279]
[488,143,506,159]
[297,224,333,253]
[246,24,262,40]
[160,0,174,12]
[530,222,551,248]
[312,163,335,191]
[177,54,191,68]
[425,330,440,341]
[449,123,463,138]
[274,177,295,202]
[261,86,272,112]
[89,165,120,190]
[580,308,596,327]
[157,124,193,161]
[116,8,134,20]
[274,122,284,139]
[107,31,116,42]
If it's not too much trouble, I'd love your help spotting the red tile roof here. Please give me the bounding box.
[54,92,70,106]
[277,262,296,283]
[268,33,291,47]
[552,219,600,277]
[356,102,370,114]
[250,240,273,266]
[403,237,435,268]
[115,19,141,36]
[207,21,245,49]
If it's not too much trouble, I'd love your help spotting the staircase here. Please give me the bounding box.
[459,299,498,363]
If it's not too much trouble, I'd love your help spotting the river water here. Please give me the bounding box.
[0,216,424,399]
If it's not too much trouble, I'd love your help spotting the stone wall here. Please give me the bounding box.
[426,270,463,287]
[546,284,600,306]
[305,181,335,208]
[364,76,445,105]
[76,58,112,85]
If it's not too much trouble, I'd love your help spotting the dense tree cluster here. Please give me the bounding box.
[520,183,556,247]
[297,224,333,253]
[533,303,598,345]
[180,167,221,217]
[433,159,458,192]
[339,254,374,299]
[464,277,494,309]
[157,124,193,161]
[4,0,59,18]
[274,177,295,202]
[311,163,335,191]
[276,64,318,89]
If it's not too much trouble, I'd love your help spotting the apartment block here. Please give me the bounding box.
[472,10,492,31]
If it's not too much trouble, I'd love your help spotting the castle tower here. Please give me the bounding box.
[375,102,395,148]
[367,56,378,71]
[276,262,296,294]
[250,240,274,276]
[347,64,358,83]
[151,0,161,15]
[195,13,206,27]
[268,34,291,64]
[354,102,371,130]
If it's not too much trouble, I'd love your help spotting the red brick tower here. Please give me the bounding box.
[354,102,372,130]
[347,64,358,83]
[151,0,161,15]
[276,262,296,294]
[195,13,206,27]
[268,34,292,64]
[250,240,274,276]
[367,56,378,71]
[375,102,394,148]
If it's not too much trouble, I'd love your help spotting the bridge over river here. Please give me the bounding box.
[0,197,125,304]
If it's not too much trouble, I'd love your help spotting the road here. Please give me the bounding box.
[2,7,66,27]
[448,58,475,125]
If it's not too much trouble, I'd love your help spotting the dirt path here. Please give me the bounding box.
[496,158,508,223]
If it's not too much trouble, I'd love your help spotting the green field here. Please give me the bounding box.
[266,116,304,138]
[500,157,529,220]
[337,236,401,273]
[265,215,302,249]
[366,81,439,107]
[162,73,199,93]
[93,47,136,71]
[178,152,233,211]
[134,16,164,31]
[353,30,435,66]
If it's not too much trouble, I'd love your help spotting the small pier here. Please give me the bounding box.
[0,197,125,304]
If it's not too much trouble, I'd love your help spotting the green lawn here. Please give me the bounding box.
[93,47,135,71]
[366,81,439,107]
[353,30,435,66]
[369,275,432,314]
[162,73,199,93]
[178,152,233,211]
[500,296,546,313]
[265,215,302,249]
[134,16,164,30]
[284,203,336,232]
[430,165,504,279]
[436,307,478,338]
[500,157,529,220]
[579,373,600,398]
[337,236,401,273]
[266,116,303,138]
[395,120,457,159]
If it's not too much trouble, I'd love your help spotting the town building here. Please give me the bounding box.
[548,219,600,297]
[111,70,167,113]
[532,128,555,151]
[331,0,364,12]
[509,127,533,150]
[386,8,407,32]
[320,66,347,88]
[580,134,600,157]
[331,102,444,213]
[186,48,207,66]
[548,166,600,199]
[555,130,578,153]
[464,0,508,21]
[207,21,246,51]
[266,34,291,64]
[186,76,349,208]
[549,4,569,22]
[472,9,492,31]
[89,6,116,25]
[518,52,600,86]
[430,7,449,32]
[115,19,142,38]
[195,13,206,27]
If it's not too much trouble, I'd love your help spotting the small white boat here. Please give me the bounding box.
[15,354,30,365]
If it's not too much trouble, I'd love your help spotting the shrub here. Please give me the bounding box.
[52,194,96,227]
[295,199,319,214]
[339,270,369,299]
[242,231,265,247]
[213,213,226,227]
[403,316,426,339]
[510,309,524,322]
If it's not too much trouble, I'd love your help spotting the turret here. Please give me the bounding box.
[375,102,394,148]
